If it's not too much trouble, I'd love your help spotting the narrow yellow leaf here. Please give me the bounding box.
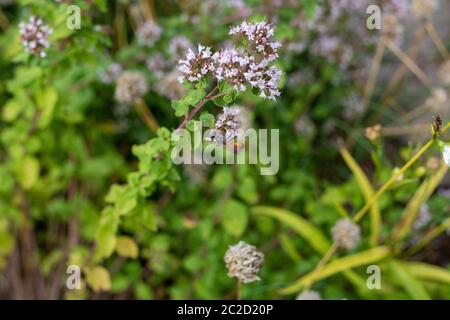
[280,246,391,295]
[340,146,381,246]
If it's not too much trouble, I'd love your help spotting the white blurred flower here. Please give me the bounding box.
[137,22,162,47]
[296,290,322,300]
[442,144,450,166]
[332,218,361,250]
[99,63,122,84]
[114,71,148,104]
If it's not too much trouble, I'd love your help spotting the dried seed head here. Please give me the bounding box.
[365,124,381,141]
[115,71,148,104]
[137,22,162,47]
[224,241,264,284]
[411,0,438,19]
[19,16,53,58]
[296,290,322,300]
[432,114,443,136]
[332,218,361,250]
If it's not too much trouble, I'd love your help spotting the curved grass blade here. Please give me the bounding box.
[340,146,381,246]
[279,246,391,295]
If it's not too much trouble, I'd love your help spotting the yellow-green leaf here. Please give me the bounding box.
[17,156,40,190]
[404,261,450,285]
[280,246,391,295]
[222,199,248,237]
[340,146,381,246]
[85,266,111,292]
[115,236,139,258]
[387,260,431,300]
[391,165,448,243]
[251,206,330,254]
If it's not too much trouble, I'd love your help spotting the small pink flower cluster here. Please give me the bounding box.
[19,16,53,58]
[177,45,215,83]
[177,21,282,101]
[209,107,241,143]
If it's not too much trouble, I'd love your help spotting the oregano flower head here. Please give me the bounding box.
[208,106,242,143]
[177,21,282,101]
[19,16,53,58]
[177,44,215,84]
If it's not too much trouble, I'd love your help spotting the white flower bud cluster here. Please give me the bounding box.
[224,241,264,283]
[331,218,361,250]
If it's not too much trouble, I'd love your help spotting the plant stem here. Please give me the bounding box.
[176,86,219,130]
[384,39,432,89]
[382,27,426,98]
[135,99,159,134]
[237,279,242,300]
[424,21,450,60]
[364,36,386,106]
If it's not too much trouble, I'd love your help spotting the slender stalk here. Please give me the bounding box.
[424,22,450,60]
[135,99,159,134]
[303,243,338,291]
[364,37,386,106]
[237,279,242,300]
[382,27,426,98]
[176,86,219,130]
[384,39,432,89]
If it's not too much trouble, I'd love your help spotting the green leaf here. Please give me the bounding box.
[17,156,40,190]
[115,236,139,258]
[391,165,448,243]
[404,261,450,285]
[280,246,391,295]
[387,260,431,300]
[35,86,58,128]
[171,100,189,117]
[251,206,330,254]
[199,112,215,128]
[105,184,137,216]
[222,199,248,237]
[85,266,111,292]
[95,209,118,260]
[340,146,381,246]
